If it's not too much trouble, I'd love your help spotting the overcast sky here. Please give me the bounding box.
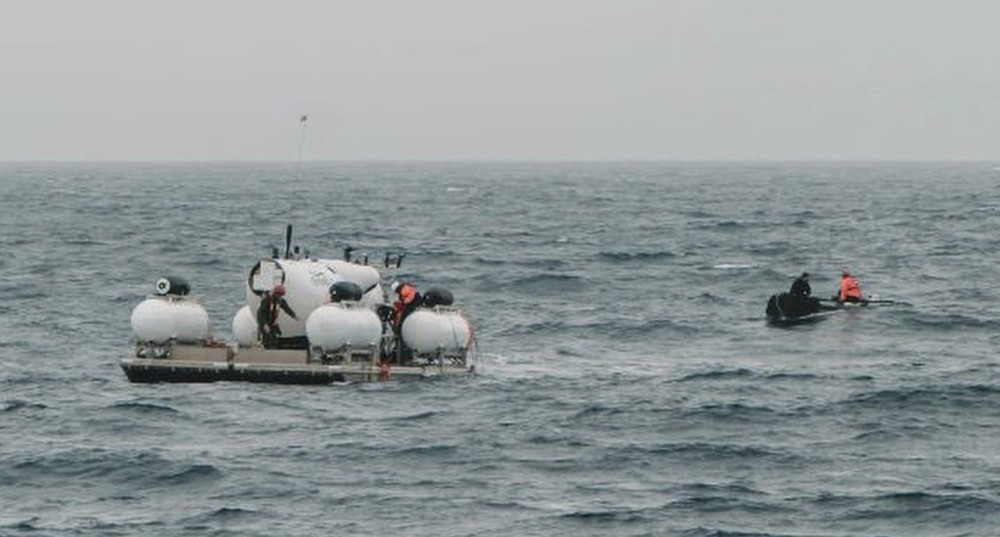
[2,1,999,161]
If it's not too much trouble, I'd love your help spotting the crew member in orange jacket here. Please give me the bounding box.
[392,281,421,330]
[839,270,864,303]
[390,281,421,364]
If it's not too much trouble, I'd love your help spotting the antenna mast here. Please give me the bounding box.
[296,114,308,179]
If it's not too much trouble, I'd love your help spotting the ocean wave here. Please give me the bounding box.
[842,384,1000,411]
[182,257,228,267]
[678,528,802,537]
[0,518,40,532]
[763,372,820,381]
[570,404,627,419]
[60,238,106,247]
[1,399,48,412]
[711,262,758,270]
[789,210,819,219]
[666,495,793,515]
[609,318,700,338]
[695,292,733,304]
[473,256,508,266]
[473,256,569,268]
[838,491,1000,522]
[3,449,222,490]
[900,311,1000,331]
[179,506,265,525]
[482,229,536,238]
[675,482,767,497]
[598,250,678,263]
[388,443,460,457]
[506,273,586,292]
[679,403,779,422]
[109,400,181,414]
[620,442,789,462]
[527,434,592,448]
[495,317,699,339]
[850,428,904,442]
[692,220,747,231]
[681,210,716,218]
[157,463,223,486]
[674,368,756,382]
[558,509,647,523]
[745,242,792,256]
[386,410,442,421]
[0,285,49,301]
[154,241,186,254]
[494,319,566,337]
[747,267,793,281]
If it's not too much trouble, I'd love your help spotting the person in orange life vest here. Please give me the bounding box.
[391,281,421,330]
[839,270,864,303]
[256,284,297,347]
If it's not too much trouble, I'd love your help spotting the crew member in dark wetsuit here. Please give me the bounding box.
[790,272,812,297]
[781,271,822,317]
[256,284,297,348]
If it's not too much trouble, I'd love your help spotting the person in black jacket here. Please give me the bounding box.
[790,272,812,297]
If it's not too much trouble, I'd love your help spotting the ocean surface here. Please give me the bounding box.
[1,161,999,537]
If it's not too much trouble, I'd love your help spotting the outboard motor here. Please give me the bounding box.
[765,294,781,318]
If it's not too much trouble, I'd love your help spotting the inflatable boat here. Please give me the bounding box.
[765,292,892,325]
[765,292,845,325]
[122,228,477,384]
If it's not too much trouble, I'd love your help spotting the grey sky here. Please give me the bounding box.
[2,1,999,160]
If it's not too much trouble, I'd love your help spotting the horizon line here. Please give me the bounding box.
[2,157,999,164]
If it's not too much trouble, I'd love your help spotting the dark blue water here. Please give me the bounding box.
[2,161,999,536]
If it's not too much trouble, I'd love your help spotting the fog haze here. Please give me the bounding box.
[2,1,999,160]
